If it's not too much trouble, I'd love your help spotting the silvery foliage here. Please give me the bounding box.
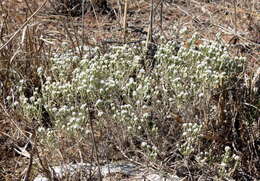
[19,34,245,134]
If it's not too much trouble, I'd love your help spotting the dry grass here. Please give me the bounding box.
[0,0,259,180]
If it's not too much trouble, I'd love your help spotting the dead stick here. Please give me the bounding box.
[146,0,154,49]
[123,0,128,43]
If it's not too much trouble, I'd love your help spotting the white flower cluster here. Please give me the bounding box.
[16,80,43,120]
[179,122,202,156]
[219,146,241,176]
[155,33,245,106]
[17,34,245,135]
[36,45,146,130]
[141,141,159,159]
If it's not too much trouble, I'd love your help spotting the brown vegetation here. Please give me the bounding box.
[0,0,259,180]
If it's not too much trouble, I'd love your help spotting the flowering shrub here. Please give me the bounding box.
[20,34,244,129]
[218,146,241,177]
[18,34,245,158]
[155,33,244,108]
[179,122,202,156]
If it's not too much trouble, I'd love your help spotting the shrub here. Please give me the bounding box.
[17,33,250,178]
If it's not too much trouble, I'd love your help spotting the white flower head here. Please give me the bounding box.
[225,146,231,152]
